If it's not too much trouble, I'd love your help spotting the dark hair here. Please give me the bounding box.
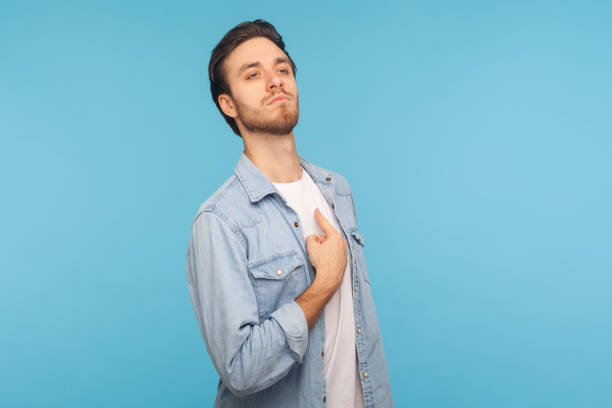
[208,19,298,138]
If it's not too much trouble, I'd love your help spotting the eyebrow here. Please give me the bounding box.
[238,57,290,76]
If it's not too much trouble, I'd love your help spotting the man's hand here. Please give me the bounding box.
[296,208,347,331]
[305,208,347,292]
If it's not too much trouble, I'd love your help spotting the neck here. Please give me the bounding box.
[242,131,302,183]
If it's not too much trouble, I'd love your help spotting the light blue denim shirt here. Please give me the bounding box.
[185,152,393,407]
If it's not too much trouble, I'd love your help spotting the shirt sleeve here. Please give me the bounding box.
[185,209,308,397]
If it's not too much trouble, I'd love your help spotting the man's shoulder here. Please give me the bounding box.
[191,174,250,228]
[330,168,352,196]
[300,156,353,196]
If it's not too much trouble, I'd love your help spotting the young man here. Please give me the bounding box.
[185,19,393,407]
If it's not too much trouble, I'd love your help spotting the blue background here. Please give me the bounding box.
[2,0,611,406]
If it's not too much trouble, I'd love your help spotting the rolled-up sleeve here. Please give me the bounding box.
[185,209,308,397]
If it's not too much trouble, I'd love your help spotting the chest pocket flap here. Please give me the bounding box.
[248,250,303,280]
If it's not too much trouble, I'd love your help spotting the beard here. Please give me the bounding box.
[235,96,299,136]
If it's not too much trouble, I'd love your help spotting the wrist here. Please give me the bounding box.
[311,273,341,297]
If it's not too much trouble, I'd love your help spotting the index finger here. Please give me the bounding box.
[314,208,335,235]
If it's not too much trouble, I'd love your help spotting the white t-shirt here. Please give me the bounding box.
[273,166,364,408]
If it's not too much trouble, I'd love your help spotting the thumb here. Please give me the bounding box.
[314,208,334,235]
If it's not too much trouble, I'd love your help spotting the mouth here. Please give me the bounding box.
[267,95,290,105]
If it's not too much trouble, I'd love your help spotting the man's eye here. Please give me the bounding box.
[279,68,289,74]
[247,72,258,79]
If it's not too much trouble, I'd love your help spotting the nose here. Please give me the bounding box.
[267,71,283,91]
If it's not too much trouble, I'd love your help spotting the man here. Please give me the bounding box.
[185,19,393,407]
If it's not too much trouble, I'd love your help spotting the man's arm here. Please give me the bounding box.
[295,279,339,331]
[185,210,308,398]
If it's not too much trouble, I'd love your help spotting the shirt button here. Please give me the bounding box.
[323,396,326,402]
[276,269,283,276]
[363,371,368,378]
[354,285,358,291]
[357,328,362,334]
[321,351,325,357]
[294,221,299,227]
[331,203,335,209]
[325,177,331,182]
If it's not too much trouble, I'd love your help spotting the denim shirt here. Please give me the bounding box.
[185,152,393,407]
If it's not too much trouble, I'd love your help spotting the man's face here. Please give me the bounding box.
[221,37,299,136]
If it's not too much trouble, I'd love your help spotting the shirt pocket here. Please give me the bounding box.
[350,229,370,284]
[248,250,308,318]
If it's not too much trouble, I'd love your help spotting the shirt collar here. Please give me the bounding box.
[234,150,334,203]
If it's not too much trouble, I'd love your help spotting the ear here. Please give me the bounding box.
[218,94,238,118]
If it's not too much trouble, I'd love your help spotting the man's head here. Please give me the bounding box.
[209,19,299,138]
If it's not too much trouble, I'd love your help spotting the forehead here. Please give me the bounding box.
[224,37,288,76]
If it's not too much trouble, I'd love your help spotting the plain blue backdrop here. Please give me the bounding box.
[2,0,611,406]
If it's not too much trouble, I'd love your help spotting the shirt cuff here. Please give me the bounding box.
[270,300,309,363]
